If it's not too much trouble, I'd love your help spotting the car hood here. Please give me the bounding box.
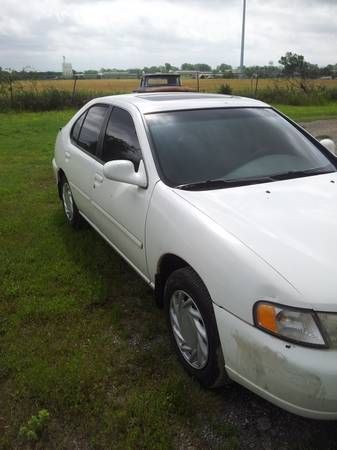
[175,173,337,307]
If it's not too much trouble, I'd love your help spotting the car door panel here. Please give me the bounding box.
[64,104,110,220]
[91,106,150,276]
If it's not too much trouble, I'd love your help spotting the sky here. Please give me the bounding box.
[1,0,336,71]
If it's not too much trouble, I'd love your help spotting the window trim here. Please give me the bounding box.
[70,103,111,162]
[97,105,144,170]
[70,110,87,144]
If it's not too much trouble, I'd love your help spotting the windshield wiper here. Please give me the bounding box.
[176,166,336,191]
[175,175,276,191]
[271,166,336,181]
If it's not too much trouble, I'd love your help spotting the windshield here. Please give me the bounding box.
[145,108,336,188]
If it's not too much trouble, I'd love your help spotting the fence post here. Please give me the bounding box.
[72,76,78,105]
[9,79,13,108]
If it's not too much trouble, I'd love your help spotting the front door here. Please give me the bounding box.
[91,106,151,277]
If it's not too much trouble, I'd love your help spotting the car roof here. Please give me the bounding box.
[142,73,180,77]
[94,92,269,115]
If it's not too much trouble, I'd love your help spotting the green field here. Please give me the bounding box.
[274,103,337,121]
[0,110,335,449]
[0,111,240,448]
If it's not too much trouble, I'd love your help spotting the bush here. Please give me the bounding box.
[0,88,119,112]
[239,79,333,106]
[217,83,233,95]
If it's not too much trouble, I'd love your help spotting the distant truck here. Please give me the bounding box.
[134,73,194,93]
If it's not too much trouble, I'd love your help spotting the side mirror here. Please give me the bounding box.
[320,138,336,155]
[103,160,147,188]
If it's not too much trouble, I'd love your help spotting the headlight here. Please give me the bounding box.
[254,302,327,348]
[317,313,337,349]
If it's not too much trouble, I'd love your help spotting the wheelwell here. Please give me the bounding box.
[57,169,66,199]
[155,254,190,308]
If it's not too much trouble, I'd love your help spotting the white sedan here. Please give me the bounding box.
[53,92,337,419]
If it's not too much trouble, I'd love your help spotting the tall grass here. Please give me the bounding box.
[241,84,337,106]
[1,78,337,111]
[0,88,120,112]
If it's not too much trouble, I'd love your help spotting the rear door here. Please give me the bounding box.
[65,104,110,219]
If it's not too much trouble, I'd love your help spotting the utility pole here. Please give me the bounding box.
[240,0,247,78]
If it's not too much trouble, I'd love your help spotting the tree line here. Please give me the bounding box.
[1,52,337,80]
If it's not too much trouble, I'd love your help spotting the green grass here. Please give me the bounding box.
[274,102,337,121]
[0,110,240,448]
[0,109,335,449]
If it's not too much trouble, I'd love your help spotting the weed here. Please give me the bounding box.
[217,83,233,95]
[19,409,50,442]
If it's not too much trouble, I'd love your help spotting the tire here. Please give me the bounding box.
[164,267,228,388]
[60,175,83,228]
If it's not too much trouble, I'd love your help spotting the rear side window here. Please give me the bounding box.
[101,107,142,169]
[71,112,86,143]
[76,105,108,155]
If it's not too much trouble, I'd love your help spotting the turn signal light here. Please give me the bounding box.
[255,303,277,333]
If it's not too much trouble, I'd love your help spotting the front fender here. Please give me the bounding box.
[146,182,302,324]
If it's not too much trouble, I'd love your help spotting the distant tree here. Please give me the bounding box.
[279,52,322,79]
[279,52,305,77]
[279,52,318,78]
[142,65,165,73]
[164,62,178,72]
[181,63,195,71]
[305,63,320,79]
[216,63,232,73]
[320,65,334,77]
[194,63,212,72]
[127,68,142,76]
[244,65,281,78]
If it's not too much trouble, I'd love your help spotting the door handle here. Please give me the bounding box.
[94,174,104,188]
[94,174,104,183]
[65,151,71,160]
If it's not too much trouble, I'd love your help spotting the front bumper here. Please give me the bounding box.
[214,303,337,420]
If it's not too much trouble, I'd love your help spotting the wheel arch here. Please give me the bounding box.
[155,253,200,308]
[57,168,66,199]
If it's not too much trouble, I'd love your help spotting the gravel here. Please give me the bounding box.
[210,382,337,450]
[300,119,337,154]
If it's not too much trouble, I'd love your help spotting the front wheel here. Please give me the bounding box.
[164,267,228,388]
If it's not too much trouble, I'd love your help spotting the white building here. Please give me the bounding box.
[62,56,73,79]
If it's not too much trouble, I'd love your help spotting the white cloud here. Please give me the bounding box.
[1,0,336,70]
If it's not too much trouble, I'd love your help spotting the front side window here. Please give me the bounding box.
[101,107,141,169]
[77,105,108,155]
[146,108,336,188]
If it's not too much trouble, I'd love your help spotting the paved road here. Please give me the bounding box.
[300,119,337,154]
